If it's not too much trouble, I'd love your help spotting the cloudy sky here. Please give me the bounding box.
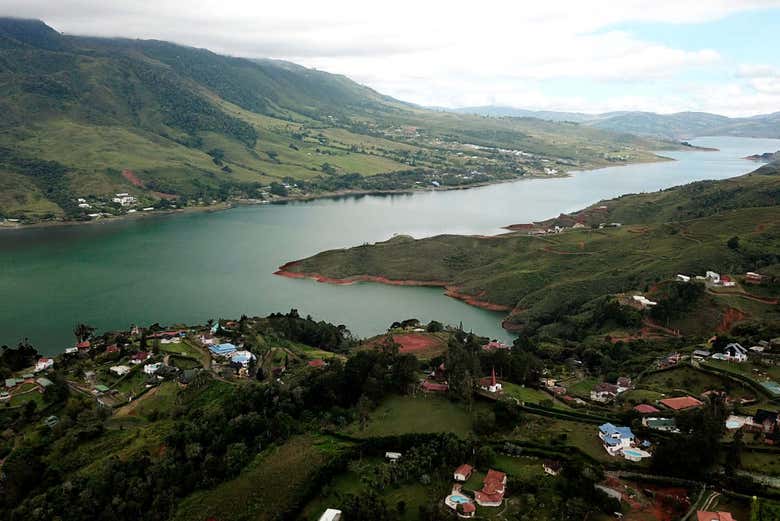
[4,0,780,116]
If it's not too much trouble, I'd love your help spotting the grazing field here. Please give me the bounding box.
[173,435,348,521]
[501,382,572,410]
[506,415,614,463]
[342,395,487,438]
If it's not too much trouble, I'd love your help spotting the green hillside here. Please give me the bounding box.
[282,163,780,337]
[0,18,670,222]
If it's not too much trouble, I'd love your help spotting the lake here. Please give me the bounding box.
[2,136,778,355]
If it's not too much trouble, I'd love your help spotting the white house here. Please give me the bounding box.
[591,383,619,403]
[677,274,691,282]
[143,362,162,375]
[599,423,635,456]
[632,295,658,308]
[35,358,54,372]
[112,193,136,207]
[720,343,748,362]
[385,451,402,463]
[110,365,131,376]
[318,509,342,521]
[706,271,721,284]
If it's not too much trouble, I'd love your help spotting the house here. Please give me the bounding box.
[677,274,691,282]
[643,417,679,433]
[696,511,736,521]
[112,193,136,206]
[616,377,633,392]
[745,272,764,284]
[659,352,682,368]
[110,365,131,376]
[93,384,110,394]
[633,404,660,414]
[36,377,53,388]
[76,340,91,351]
[595,484,623,502]
[480,368,502,393]
[143,363,162,375]
[456,503,476,518]
[721,276,736,287]
[453,463,473,481]
[692,349,711,359]
[130,351,150,364]
[208,343,237,357]
[105,344,120,354]
[385,452,402,463]
[198,333,216,346]
[598,423,635,456]
[307,359,327,368]
[44,415,59,428]
[543,460,562,476]
[660,396,703,411]
[706,271,721,284]
[717,343,748,362]
[591,383,619,403]
[482,340,510,351]
[474,469,507,507]
[5,378,19,389]
[64,346,78,355]
[35,357,54,372]
[318,509,342,521]
[632,295,658,308]
[230,350,256,367]
[421,380,448,392]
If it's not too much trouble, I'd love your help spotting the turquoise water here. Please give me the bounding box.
[449,495,470,504]
[1,136,778,355]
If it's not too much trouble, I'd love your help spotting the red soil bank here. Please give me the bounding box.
[275,261,512,312]
[717,307,749,333]
[122,169,144,187]
[367,333,442,354]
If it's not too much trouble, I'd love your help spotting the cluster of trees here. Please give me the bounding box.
[0,146,77,218]
[651,395,727,479]
[263,309,355,352]
[650,281,705,326]
[0,340,39,377]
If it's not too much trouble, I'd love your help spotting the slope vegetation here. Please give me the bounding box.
[0,18,669,221]
[280,163,780,336]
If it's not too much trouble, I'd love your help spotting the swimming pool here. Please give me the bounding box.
[449,495,470,504]
[623,449,648,459]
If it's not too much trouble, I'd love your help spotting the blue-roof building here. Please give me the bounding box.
[209,343,237,357]
[598,423,635,455]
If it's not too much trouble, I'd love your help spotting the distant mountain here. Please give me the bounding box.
[453,106,780,139]
[0,18,671,222]
[452,106,593,122]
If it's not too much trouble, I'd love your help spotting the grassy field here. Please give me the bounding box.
[342,395,487,438]
[173,435,348,521]
[506,415,615,463]
[639,366,756,400]
[501,382,572,410]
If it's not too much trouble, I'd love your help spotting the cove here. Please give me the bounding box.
[1,136,778,355]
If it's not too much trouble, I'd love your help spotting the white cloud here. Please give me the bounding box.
[2,0,780,115]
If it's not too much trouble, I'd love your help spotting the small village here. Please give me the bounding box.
[2,299,780,520]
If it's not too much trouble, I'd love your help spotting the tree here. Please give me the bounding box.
[727,236,740,250]
[73,323,95,343]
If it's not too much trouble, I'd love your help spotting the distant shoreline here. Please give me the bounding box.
[0,151,688,232]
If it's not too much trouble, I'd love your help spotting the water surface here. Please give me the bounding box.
[1,136,777,355]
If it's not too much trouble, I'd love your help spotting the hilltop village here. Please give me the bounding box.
[2,302,780,521]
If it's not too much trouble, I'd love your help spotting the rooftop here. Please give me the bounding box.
[660,396,703,410]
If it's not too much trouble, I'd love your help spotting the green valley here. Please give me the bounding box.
[0,18,672,223]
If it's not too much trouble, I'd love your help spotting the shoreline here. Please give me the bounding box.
[0,152,681,232]
[274,260,513,313]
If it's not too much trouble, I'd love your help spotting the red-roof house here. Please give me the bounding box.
[458,502,476,517]
[421,380,448,392]
[474,469,507,507]
[76,341,91,350]
[660,396,703,411]
[453,464,473,481]
[130,351,150,364]
[482,341,510,351]
[307,359,327,368]
[696,511,736,521]
[633,404,660,414]
[105,344,120,354]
